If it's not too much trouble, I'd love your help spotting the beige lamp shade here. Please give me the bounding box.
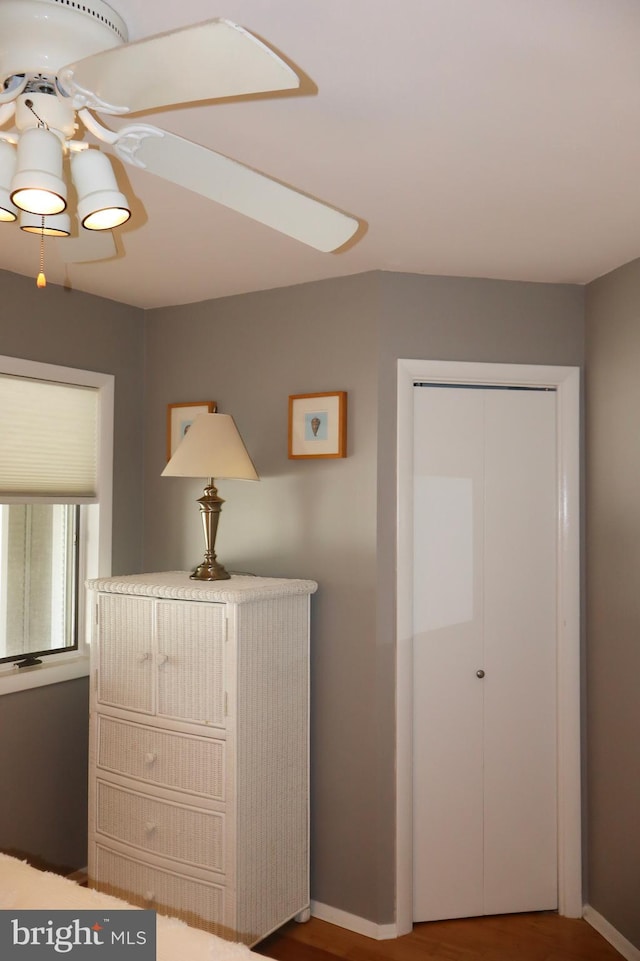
[162,412,258,480]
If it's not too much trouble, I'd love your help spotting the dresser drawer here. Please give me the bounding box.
[96,716,225,800]
[93,844,226,934]
[96,781,224,872]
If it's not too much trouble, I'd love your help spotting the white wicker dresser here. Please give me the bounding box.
[85,571,317,946]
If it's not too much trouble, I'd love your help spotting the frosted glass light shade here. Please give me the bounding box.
[0,140,18,222]
[0,200,17,222]
[71,149,130,230]
[0,198,17,222]
[11,127,67,215]
[20,210,71,236]
[162,413,259,481]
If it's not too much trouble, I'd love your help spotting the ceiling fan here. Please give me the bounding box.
[0,0,359,280]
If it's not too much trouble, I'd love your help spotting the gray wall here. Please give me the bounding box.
[0,680,89,871]
[0,268,145,871]
[3,266,610,931]
[144,270,585,923]
[144,274,381,919]
[585,261,640,948]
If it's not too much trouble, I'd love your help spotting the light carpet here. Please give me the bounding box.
[0,853,254,961]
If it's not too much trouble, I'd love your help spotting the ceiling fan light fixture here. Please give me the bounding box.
[10,126,67,215]
[0,140,18,222]
[0,199,17,223]
[71,148,130,231]
[80,197,131,231]
[20,210,71,237]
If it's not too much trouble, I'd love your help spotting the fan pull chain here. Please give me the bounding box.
[24,101,49,287]
[37,216,46,289]
[24,99,49,129]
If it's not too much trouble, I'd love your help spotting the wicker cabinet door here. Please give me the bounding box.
[155,600,226,727]
[97,594,155,714]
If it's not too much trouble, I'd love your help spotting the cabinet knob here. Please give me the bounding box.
[144,891,155,903]
[156,654,169,666]
[144,821,157,834]
[144,752,157,765]
[136,652,150,663]
[476,669,485,679]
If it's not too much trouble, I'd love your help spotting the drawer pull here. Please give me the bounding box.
[156,654,169,666]
[136,652,151,663]
[144,821,157,834]
[144,752,157,765]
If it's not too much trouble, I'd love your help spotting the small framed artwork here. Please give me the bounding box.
[167,401,217,461]
[288,391,347,459]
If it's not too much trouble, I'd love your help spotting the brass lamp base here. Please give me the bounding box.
[190,558,230,581]
[190,479,231,581]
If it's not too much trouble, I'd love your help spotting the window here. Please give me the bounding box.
[0,504,79,665]
[0,356,113,694]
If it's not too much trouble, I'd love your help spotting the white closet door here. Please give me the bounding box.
[412,386,485,921]
[412,385,558,922]
[482,388,557,914]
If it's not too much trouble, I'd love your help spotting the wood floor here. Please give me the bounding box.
[257,913,623,961]
[60,865,625,961]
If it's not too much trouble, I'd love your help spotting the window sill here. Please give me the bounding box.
[0,654,90,696]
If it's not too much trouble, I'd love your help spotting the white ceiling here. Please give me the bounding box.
[2,0,640,309]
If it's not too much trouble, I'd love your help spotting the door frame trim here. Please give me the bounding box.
[396,359,581,934]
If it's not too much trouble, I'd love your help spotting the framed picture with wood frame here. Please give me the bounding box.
[167,401,217,462]
[288,391,347,459]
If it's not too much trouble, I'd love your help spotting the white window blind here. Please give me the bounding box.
[0,373,98,499]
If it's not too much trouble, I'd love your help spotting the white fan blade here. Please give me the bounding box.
[56,230,117,264]
[114,127,359,252]
[58,19,300,115]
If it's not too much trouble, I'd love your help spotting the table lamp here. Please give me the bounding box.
[161,412,259,580]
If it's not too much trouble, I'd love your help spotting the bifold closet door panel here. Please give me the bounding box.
[412,386,485,922]
[482,388,558,915]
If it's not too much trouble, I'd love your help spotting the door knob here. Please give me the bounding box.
[476,669,485,678]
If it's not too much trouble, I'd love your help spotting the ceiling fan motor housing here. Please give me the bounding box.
[14,92,77,140]
[0,0,127,90]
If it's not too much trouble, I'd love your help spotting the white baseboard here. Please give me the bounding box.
[309,901,640,953]
[583,905,640,961]
[310,901,397,940]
